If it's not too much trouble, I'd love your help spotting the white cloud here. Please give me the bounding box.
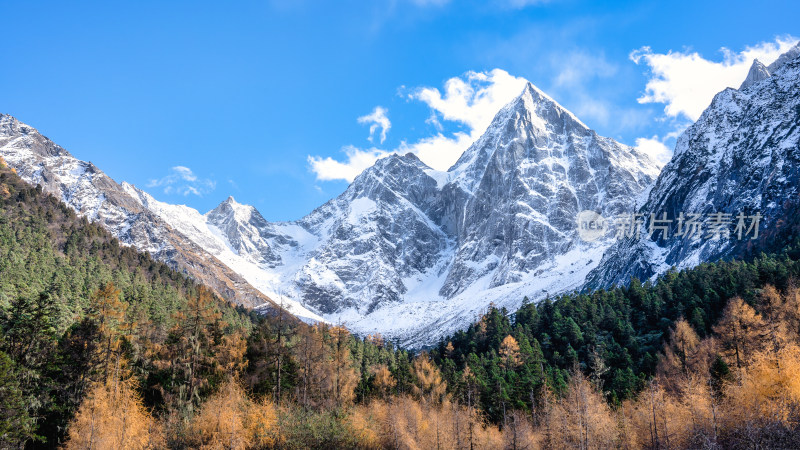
[308,69,528,182]
[308,146,389,182]
[358,106,391,144]
[631,36,798,121]
[635,136,673,166]
[147,166,216,196]
[411,69,528,134]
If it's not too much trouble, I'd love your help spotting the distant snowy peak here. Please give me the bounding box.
[740,59,771,90]
[205,195,296,268]
[740,42,800,90]
[208,196,256,223]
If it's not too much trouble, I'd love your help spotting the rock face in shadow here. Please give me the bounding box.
[586,46,800,290]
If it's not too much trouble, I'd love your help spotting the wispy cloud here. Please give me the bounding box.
[634,136,673,166]
[147,166,216,196]
[631,36,798,121]
[549,50,621,127]
[358,106,391,144]
[307,147,389,183]
[308,69,528,182]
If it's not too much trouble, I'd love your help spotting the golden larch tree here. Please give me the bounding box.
[66,374,162,449]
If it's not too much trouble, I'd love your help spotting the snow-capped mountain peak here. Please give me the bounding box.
[740,59,771,90]
[207,195,258,224]
[1,80,664,347]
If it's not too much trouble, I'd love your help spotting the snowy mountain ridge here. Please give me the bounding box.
[0,114,300,315]
[585,43,800,289]
[120,81,659,346]
[2,80,661,347]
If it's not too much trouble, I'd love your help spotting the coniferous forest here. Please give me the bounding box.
[4,160,800,449]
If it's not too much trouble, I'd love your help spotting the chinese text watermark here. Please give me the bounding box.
[577,211,762,243]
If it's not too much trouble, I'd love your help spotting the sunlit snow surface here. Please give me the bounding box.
[123,180,612,347]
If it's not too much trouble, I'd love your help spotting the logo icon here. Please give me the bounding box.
[577,210,608,242]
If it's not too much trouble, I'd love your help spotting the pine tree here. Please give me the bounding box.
[0,351,34,449]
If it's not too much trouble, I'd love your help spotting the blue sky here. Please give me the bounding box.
[2,0,798,220]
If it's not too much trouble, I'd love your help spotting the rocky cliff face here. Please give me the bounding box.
[439,84,659,298]
[585,45,800,290]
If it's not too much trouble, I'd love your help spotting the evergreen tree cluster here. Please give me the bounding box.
[0,165,252,448]
[432,253,800,423]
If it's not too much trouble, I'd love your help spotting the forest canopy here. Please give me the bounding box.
[3,163,800,448]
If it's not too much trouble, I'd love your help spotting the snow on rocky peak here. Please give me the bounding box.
[0,114,287,312]
[585,44,800,290]
[0,79,664,347]
[437,80,660,300]
[740,59,771,90]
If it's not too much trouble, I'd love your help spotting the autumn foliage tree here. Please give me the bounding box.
[713,297,767,369]
[89,282,130,379]
[65,371,162,450]
[187,379,279,450]
[499,335,522,371]
[411,352,447,404]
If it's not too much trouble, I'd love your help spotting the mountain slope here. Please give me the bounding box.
[585,45,800,289]
[0,115,285,312]
[0,159,257,447]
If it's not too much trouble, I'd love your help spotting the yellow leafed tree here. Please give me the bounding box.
[188,379,279,450]
[411,352,447,404]
[713,297,767,369]
[499,335,522,371]
[543,369,618,449]
[65,376,162,450]
[373,364,397,399]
